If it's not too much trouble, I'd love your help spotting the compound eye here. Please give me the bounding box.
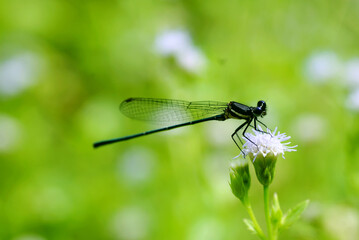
[257,100,266,107]
[257,100,266,108]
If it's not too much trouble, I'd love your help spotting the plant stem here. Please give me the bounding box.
[244,202,266,240]
[263,185,273,240]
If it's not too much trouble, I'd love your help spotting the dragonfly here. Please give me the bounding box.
[93,98,268,150]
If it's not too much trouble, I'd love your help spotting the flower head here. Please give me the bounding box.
[237,126,297,161]
[235,126,297,186]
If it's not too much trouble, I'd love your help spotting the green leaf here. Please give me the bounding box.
[271,193,283,228]
[280,199,310,230]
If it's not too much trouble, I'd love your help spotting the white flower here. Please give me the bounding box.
[346,88,359,112]
[304,51,341,83]
[344,58,359,87]
[154,29,207,74]
[176,45,206,74]
[154,29,192,56]
[0,53,42,97]
[235,126,297,161]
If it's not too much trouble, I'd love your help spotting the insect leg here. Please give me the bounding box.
[252,118,268,134]
[255,118,272,136]
[231,120,249,154]
[236,133,244,145]
[241,118,258,148]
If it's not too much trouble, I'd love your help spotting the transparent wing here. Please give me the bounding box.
[120,98,228,123]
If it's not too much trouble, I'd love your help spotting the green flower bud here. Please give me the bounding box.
[229,159,251,204]
[250,152,277,186]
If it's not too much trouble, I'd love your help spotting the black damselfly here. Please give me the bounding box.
[93,98,268,150]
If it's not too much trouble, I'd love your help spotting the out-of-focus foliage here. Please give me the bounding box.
[1,0,359,239]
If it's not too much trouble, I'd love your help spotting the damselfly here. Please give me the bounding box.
[93,98,268,150]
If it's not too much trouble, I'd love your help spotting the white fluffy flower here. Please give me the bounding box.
[235,126,297,161]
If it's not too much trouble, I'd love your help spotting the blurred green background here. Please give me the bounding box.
[1,0,359,239]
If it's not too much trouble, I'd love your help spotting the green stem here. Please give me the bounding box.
[244,201,266,240]
[263,185,273,240]
[272,225,278,240]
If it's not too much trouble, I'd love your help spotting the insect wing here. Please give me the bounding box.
[120,98,228,123]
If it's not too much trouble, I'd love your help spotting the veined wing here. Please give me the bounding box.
[120,98,228,123]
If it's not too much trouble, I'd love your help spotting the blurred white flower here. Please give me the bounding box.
[110,206,150,240]
[344,58,359,87]
[0,114,21,152]
[0,53,42,97]
[291,114,327,143]
[154,29,207,74]
[304,51,341,83]
[346,88,359,112]
[117,146,157,185]
[154,29,192,56]
[177,46,206,74]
